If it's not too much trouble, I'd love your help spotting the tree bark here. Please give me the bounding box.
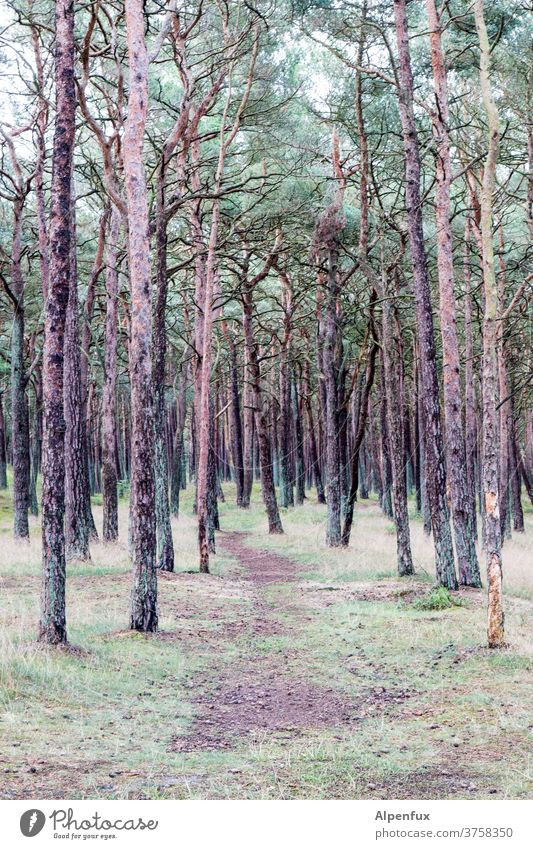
[425,0,480,586]
[303,357,325,504]
[243,286,283,533]
[380,279,414,575]
[393,0,457,589]
[153,158,174,571]
[474,0,504,648]
[509,398,525,532]
[39,0,76,644]
[125,0,158,631]
[292,371,306,505]
[342,301,378,546]
[0,392,7,489]
[223,324,245,506]
[10,193,30,540]
[323,246,342,546]
[463,220,479,543]
[64,184,91,561]
[102,207,121,543]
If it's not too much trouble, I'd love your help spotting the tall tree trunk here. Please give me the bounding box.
[342,300,378,546]
[323,247,342,546]
[425,0,480,586]
[303,358,325,504]
[153,160,174,572]
[102,207,120,543]
[196,210,220,571]
[243,287,283,533]
[64,185,91,561]
[170,365,188,518]
[29,370,42,516]
[241,341,254,507]
[279,275,294,508]
[80,209,108,541]
[292,371,306,505]
[509,397,525,532]
[380,278,414,575]
[497,227,511,543]
[39,0,76,644]
[0,392,7,489]
[11,194,30,540]
[223,324,245,506]
[474,0,504,648]
[412,353,422,514]
[393,0,457,589]
[125,0,158,631]
[379,357,394,520]
[463,220,479,542]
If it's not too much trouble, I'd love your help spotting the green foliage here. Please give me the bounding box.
[413,586,463,611]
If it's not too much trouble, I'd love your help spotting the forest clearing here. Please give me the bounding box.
[0,485,532,800]
[0,0,532,806]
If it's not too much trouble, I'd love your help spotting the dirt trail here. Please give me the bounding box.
[171,531,408,753]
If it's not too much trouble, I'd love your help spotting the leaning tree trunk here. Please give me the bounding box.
[39,0,76,644]
[474,0,504,648]
[102,206,121,543]
[393,0,457,589]
[125,0,158,631]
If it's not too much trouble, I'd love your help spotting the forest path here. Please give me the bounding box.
[170,531,362,753]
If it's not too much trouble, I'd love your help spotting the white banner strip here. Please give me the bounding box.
[2,799,532,849]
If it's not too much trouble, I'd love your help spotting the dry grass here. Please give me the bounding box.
[225,489,533,602]
[0,482,531,800]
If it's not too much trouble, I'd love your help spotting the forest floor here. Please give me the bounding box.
[0,484,532,800]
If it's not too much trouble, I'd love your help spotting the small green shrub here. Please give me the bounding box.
[413,586,462,611]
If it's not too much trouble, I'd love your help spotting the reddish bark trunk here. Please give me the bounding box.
[102,207,121,543]
[0,392,7,489]
[463,221,479,542]
[393,0,457,589]
[39,0,76,644]
[125,0,158,631]
[425,0,480,585]
[64,186,91,561]
[10,193,30,540]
